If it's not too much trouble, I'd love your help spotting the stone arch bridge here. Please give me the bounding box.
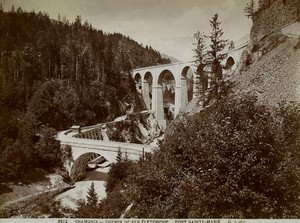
[57,117,157,181]
[133,61,196,129]
[132,45,246,128]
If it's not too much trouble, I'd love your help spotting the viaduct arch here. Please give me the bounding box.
[132,41,248,129]
[133,61,196,129]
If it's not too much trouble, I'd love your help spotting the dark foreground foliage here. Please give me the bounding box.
[99,96,300,218]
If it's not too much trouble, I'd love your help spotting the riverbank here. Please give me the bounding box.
[0,166,110,217]
[56,167,110,210]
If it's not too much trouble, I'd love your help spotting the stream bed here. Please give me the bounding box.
[55,167,110,210]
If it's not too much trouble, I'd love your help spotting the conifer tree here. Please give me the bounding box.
[86,182,98,206]
[205,13,228,99]
[258,0,266,11]
[244,0,256,18]
[228,40,235,50]
[116,147,122,162]
[193,31,207,97]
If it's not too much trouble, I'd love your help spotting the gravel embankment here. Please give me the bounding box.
[232,36,300,107]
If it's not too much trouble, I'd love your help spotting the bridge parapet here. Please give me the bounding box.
[74,127,103,140]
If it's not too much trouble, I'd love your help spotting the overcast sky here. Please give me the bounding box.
[1,0,252,61]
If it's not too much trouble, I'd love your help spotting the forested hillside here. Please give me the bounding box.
[0,6,170,182]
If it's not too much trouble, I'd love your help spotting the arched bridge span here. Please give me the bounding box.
[57,122,157,181]
[133,61,196,129]
[132,43,248,129]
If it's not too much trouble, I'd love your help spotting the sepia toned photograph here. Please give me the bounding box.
[0,0,300,220]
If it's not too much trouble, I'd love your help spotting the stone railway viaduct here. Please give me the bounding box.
[132,45,245,128]
[57,44,247,180]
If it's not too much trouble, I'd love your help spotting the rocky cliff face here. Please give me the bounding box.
[251,0,299,42]
[232,34,300,107]
[177,0,300,119]
[100,111,162,144]
[233,0,300,107]
[75,110,163,145]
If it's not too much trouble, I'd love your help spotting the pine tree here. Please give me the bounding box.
[244,0,256,18]
[193,31,207,97]
[74,15,82,27]
[229,40,235,50]
[205,13,228,99]
[116,147,122,162]
[76,182,99,217]
[86,182,98,206]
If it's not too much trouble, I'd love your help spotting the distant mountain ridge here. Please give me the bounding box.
[161,53,181,63]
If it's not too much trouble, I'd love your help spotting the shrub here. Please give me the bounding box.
[106,150,133,193]
[123,96,300,218]
[75,182,100,218]
[34,126,62,170]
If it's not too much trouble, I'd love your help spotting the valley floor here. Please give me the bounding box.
[0,167,110,217]
[56,167,109,210]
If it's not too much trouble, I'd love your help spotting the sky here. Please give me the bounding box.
[1,0,253,61]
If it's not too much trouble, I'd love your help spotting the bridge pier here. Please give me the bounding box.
[136,83,142,93]
[142,80,151,109]
[133,62,196,129]
[180,77,188,108]
[174,85,181,116]
[152,84,166,129]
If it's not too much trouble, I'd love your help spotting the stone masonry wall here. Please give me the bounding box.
[250,0,299,42]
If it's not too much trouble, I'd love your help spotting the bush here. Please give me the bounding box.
[106,150,133,193]
[34,126,62,170]
[122,96,300,218]
[94,151,134,218]
[98,186,130,218]
[21,168,48,183]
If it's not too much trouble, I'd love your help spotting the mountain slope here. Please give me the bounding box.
[0,8,170,182]
[161,54,181,63]
[232,34,300,107]
[0,8,170,127]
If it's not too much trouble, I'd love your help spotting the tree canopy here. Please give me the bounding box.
[193,13,228,101]
[100,96,300,218]
[0,7,170,182]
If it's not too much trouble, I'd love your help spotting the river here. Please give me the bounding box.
[55,166,110,210]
